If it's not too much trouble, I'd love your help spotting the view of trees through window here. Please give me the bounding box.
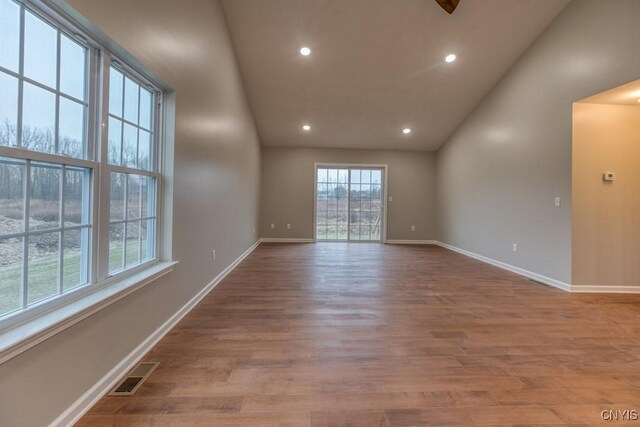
[107,65,157,275]
[0,156,91,316]
[108,172,155,275]
[316,167,383,241]
[0,0,162,319]
[0,0,91,317]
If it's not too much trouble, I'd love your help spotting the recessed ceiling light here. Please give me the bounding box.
[302,124,311,131]
[402,128,412,135]
[300,47,311,56]
[445,54,457,63]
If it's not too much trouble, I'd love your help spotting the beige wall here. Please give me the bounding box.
[260,147,437,241]
[0,1,261,425]
[436,0,640,285]
[573,103,640,288]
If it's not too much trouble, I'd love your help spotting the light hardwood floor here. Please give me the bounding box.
[78,243,640,426]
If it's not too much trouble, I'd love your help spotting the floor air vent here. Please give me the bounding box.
[109,362,159,396]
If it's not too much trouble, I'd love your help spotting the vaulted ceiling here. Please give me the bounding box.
[221,0,569,151]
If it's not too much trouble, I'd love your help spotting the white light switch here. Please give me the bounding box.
[270,223,275,229]
[411,225,416,231]
[554,197,561,207]
[512,244,518,252]
[286,224,291,229]
[388,196,393,202]
[603,171,616,182]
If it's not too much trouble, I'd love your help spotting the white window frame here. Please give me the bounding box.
[99,58,163,281]
[0,0,176,364]
[313,163,388,243]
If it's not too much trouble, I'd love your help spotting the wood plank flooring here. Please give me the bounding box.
[78,243,640,426]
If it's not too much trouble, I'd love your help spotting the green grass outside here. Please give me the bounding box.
[0,239,146,316]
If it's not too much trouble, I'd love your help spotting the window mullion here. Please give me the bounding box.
[109,216,155,226]
[1,223,90,239]
[81,43,94,289]
[22,160,31,309]
[119,71,125,166]
[136,86,141,169]
[58,165,65,295]
[54,30,61,155]
[138,173,143,259]
[95,54,111,283]
[84,43,94,161]
[348,170,352,240]
[152,95,162,259]
[16,4,25,148]
[153,92,161,172]
[123,172,128,269]
[106,164,158,177]
[0,147,97,169]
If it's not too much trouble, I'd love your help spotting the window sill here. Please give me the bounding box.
[0,261,178,365]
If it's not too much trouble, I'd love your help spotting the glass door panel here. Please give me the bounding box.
[316,166,384,242]
[316,167,349,241]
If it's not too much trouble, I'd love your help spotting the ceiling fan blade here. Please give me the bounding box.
[435,0,460,14]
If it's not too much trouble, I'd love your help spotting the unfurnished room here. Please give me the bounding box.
[1,0,640,426]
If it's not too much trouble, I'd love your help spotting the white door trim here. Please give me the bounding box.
[313,163,388,243]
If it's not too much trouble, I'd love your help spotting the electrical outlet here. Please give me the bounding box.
[555,197,561,207]
[411,225,416,232]
[287,224,291,229]
[512,244,517,252]
[212,250,216,261]
[270,223,275,229]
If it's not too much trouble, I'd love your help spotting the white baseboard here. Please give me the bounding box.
[50,239,261,427]
[433,241,572,292]
[260,238,315,243]
[571,285,640,293]
[385,239,437,245]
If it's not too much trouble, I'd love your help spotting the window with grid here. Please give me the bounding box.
[106,66,158,275]
[0,0,164,321]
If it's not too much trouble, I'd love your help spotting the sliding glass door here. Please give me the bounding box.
[315,166,384,242]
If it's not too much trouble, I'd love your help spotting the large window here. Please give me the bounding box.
[0,0,164,321]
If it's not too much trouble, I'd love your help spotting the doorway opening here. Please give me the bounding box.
[314,164,386,242]
[572,78,640,291]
